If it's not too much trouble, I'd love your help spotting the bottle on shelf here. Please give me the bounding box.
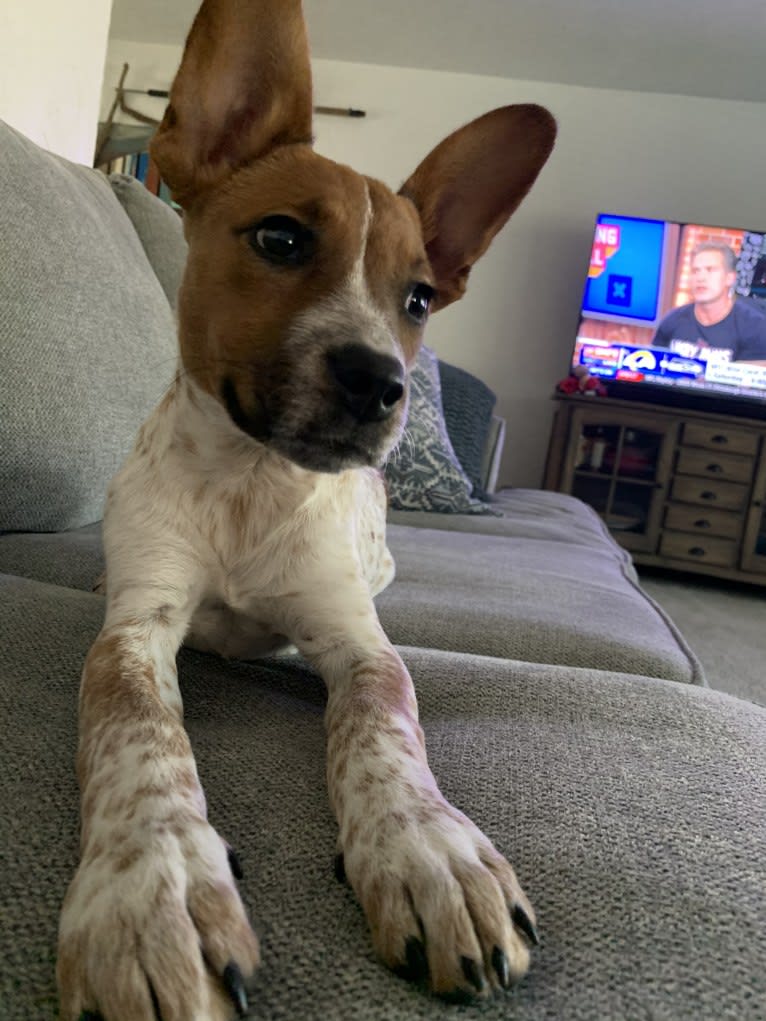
[589,427,607,471]
[575,431,591,469]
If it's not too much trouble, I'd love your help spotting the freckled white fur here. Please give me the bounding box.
[102,373,396,658]
[61,287,532,1015]
[59,162,531,1021]
[64,342,530,1004]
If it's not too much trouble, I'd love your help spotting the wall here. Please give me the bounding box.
[102,40,766,487]
[0,0,113,164]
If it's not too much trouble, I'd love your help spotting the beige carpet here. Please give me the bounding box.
[639,568,766,707]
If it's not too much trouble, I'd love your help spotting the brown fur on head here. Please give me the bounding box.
[151,0,556,473]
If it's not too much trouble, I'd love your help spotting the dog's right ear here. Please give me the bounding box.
[400,105,556,311]
[150,0,313,208]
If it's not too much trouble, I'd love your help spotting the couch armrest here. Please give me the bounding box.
[480,415,505,494]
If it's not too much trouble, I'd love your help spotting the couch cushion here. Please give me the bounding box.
[0,121,177,532]
[0,522,103,591]
[0,574,762,1020]
[108,173,188,311]
[0,491,622,583]
[0,490,701,683]
[389,487,627,546]
[379,518,703,683]
[0,493,614,591]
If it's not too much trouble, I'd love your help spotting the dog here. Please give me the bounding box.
[56,1,555,1016]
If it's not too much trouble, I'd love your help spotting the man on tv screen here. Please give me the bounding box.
[653,241,766,364]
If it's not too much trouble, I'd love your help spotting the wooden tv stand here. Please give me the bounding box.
[543,394,766,585]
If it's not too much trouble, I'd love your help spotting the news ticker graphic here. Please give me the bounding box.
[575,341,766,392]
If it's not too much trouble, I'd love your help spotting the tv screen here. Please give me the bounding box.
[571,213,766,412]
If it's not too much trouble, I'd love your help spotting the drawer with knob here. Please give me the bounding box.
[670,475,749,512]
[681,422,759,457]
[664,504,742,539]
[675,447,754,484]
[659,531,738,568]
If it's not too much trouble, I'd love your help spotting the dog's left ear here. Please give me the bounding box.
[150,0,313,208]
[400,104,556,311]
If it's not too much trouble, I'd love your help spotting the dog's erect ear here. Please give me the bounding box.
[150,0,313,207]
[399,105,556,311]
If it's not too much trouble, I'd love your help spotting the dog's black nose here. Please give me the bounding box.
[328,345,405,423]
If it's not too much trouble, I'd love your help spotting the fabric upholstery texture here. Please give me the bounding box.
[0,121,177,532]
[379,522,703,683]
[0,522,104,592]
[387,490,704,682]
[437,359,497,497]
[108,173,187,311]
[1,573,763,1021]
[384,346,493,514]
[0,489,702,683]
[389,487,633,544]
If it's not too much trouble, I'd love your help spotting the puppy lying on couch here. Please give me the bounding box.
[56,1,555,1016]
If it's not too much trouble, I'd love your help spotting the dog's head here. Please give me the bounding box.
[151,0,555,473]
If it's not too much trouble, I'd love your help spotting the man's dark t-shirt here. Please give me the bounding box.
[653,299,766,362]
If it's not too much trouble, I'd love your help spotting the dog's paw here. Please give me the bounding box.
[342,801,537,1000]
[57,819,260,1021]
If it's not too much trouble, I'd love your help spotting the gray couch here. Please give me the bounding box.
[1,120,764,1021]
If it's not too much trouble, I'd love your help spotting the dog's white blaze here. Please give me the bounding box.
[348,180,374,294]
[294,179,403,363]
[350,180,404,360]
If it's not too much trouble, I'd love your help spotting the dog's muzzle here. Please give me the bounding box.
[219,340,409,473]
[327,344,405,424]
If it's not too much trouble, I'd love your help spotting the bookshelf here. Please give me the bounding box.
[95,122,176,209]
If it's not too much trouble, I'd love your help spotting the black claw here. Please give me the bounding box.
[439,986,480,1005]
[222,960,249,1018]
[333,852,346,884]
[227,846,244,881]
[395,936,429,983]
[406,936,429,981]
[512,904,540,946]
[460,955,485,993]
[79,1013,104,1021]
[147,978,163,1020]
[492,945,511,989]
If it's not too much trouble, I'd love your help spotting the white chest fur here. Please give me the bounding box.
[101,378,395,660]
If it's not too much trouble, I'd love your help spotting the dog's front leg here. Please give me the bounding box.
[57,606,259,1021]
[299,609,538,1000]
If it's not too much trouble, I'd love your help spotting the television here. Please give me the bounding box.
[570,213,766,417]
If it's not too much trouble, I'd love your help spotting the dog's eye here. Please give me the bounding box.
[249,215,315,266]
[405,283,435,324]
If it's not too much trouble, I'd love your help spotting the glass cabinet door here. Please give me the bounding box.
[564,410,677,552]
[741,455,766,574]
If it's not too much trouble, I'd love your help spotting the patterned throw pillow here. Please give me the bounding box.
[384,346,494,514]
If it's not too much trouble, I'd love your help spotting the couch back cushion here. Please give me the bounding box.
[0,121,178,532]
[437,359,497,498]
[108,173,187,311]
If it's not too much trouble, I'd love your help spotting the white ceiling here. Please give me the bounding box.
[109,0,766,104]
